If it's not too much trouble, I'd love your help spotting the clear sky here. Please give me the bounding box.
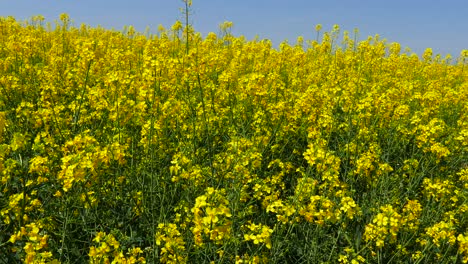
[1,0,467,57]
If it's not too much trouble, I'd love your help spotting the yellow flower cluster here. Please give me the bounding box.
[364,201,422,248]
[155,223,187,264]
[191,187,232,246]
[422,177,454,203]
[89,232,146,264]
[458,168,468,189]
[364,205,402,248]
[338,247,366,264]
[423,221,457,247]
[1,191,42,225]
[235,254,268,264]
[458,234,468,263]
[0,111,6,142]
[243,222,274,249]
[8,222,58,264]
[266,199,296,224]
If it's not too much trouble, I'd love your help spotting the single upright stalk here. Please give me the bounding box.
[183,0,191,55]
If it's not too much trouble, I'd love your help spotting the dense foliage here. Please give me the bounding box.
[1,14,467,263]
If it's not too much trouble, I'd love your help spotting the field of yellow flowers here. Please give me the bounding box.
[1,13,468,263]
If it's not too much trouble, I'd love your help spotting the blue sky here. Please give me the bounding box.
[1,0,467,57]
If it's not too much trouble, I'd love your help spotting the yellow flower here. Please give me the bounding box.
[93,232,106,243]
[9,233,21,244]
[315,24,322,32]
[203,207,219,225]
[0,111,5,142]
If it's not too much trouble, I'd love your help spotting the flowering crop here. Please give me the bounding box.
[0,13,467,263]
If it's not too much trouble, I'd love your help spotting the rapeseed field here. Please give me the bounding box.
[1,11,467,263]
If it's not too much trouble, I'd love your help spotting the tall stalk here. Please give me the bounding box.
[182,0,192,55]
